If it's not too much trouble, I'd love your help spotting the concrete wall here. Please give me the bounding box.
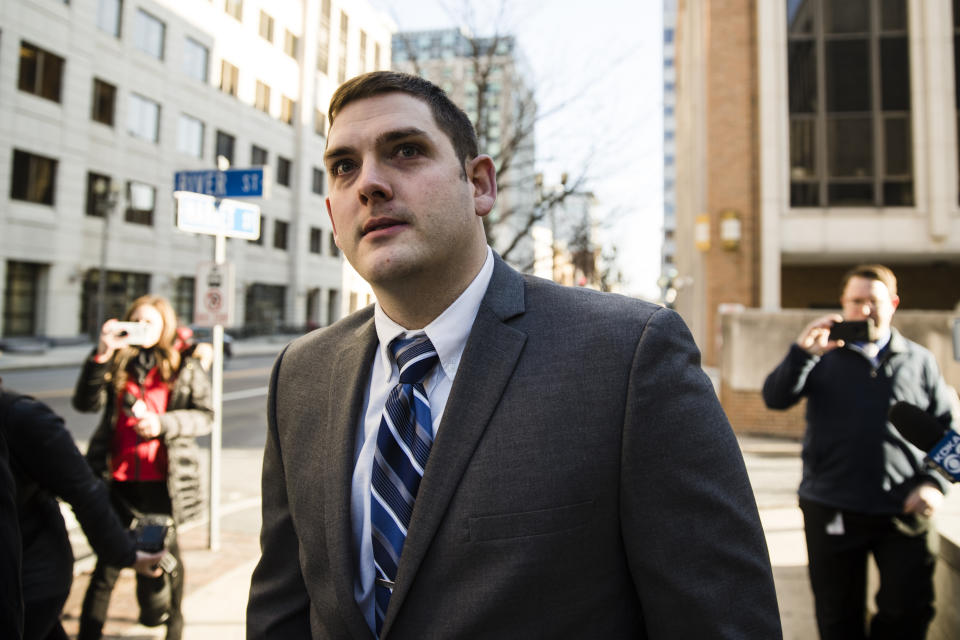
[718,308,960,439]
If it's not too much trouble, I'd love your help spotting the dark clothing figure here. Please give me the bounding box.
[764,329,953,639]
[0,426,23,640]
[0,389,138,640]
[73,349,211,640]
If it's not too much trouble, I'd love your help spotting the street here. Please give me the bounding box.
[0,354,277,450]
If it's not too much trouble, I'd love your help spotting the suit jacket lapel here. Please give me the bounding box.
[382,256,527,633]
[323,316,379,638]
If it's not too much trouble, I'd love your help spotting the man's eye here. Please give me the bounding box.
[396,144,420,158]
[331,160,355,176]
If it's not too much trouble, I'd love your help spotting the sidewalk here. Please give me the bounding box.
[55,438,829,639]
[0,333,296,371]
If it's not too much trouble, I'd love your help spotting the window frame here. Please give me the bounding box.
[17,41,65,103]
[91,77,117,125]
[11,149,58,205]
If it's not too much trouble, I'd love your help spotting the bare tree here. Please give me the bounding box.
[390,1,602,274]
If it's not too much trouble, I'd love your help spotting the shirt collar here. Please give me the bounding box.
[373,246,495,380]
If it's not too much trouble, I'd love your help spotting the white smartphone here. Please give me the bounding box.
[114,321,151,345]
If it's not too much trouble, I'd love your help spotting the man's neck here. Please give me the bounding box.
[373,250,489,330]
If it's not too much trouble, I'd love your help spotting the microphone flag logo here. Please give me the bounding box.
[928,431,960,481]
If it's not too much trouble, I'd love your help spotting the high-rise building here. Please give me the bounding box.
[0,0,393,339]
[661,0,678,301]
[392,27,540,271]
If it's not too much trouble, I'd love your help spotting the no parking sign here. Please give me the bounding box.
[194,261,235,327]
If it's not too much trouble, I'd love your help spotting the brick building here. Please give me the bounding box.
[673,0,960,433]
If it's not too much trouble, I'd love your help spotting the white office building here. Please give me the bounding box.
[0,0,393,339]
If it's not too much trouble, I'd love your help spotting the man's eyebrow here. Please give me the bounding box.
[323,128,430,165]
[374,127,429,147]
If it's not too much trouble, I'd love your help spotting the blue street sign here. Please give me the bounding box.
[173,167,268,198]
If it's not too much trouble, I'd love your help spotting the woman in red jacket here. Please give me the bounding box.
[73,296,212,640]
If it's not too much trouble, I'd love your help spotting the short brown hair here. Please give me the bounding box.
[841,264,898,298]
[327,71,479,170]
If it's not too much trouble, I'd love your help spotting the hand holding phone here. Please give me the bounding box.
[113,321,151,345]
[828,319,876,344]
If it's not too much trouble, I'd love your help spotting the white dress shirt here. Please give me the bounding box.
[350,247,495,630]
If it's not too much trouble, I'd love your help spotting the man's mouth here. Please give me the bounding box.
[362,217,405,236]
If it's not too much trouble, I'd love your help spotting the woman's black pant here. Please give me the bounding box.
[77,481,184,640]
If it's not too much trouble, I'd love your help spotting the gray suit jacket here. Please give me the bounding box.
[247,256,782,639]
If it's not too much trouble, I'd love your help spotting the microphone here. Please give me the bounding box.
[889,401,960,483]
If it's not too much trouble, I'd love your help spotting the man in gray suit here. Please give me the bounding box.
[247,71,782,639]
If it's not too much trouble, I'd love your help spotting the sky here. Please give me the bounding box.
[367,0,665,298]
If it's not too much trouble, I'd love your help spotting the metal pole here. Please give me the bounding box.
[95,189,113,335]
[208,233,226,551]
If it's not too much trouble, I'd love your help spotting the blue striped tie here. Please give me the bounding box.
[371,335,439,634]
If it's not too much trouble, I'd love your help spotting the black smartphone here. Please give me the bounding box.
[135,523,169,553]
[829,320,871,343]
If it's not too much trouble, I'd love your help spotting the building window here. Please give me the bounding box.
[315,109,326,136]
[251,144,268,166]
[327,288,340,323]
[244,283,285,332]
[225,0,242,21]
[183,37,209,82]
[173,276,195,324]
[284,29,299,58]
[255,80,271,113]
[359,30,367,72]
[277,156,292,187]
[18,41,64,103]
[281,96,295,124]
[317,0,331,73]
[375,42,382,70]
[177,114,205,158]
[273,219,289,250]
[125,181,155,225]
[787,0,912,207]
[216,130,235,166]
[91,78,116,125]
[248,215,265,245]
[309,227,322,254]
[133,9,165,60]
[259,11,274,42]
[4,261,45,337]
[312,167,325,194]
[96,0,123,37]
[220,60,239,96]
[80,269,150,335]
[338,11,349,83]
[955,0,960,202]
[11,149,57,205]
[127,93,160,142]
[85,172,112,217]
[328,233,339,257]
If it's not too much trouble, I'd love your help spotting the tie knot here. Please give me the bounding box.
[390,335,439,384]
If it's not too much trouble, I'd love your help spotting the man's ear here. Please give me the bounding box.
[891,294,900,311]
[467,155,497,217]
[325,198,340,247]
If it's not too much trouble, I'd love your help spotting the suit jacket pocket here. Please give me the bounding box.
[468,500,594,542]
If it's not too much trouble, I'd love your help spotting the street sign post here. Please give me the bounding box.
[172,171,263,552]
[174,167,270,198]
[174,191,260,240]
[194,262,235,327]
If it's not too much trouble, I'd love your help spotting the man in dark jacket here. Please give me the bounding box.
[0,385,162,639]
[763,264,954,640]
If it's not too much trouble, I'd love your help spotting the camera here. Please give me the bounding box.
[829,319,876,343]
[114,321,151,345]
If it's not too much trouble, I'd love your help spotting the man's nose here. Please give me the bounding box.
[357,161,392,205]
